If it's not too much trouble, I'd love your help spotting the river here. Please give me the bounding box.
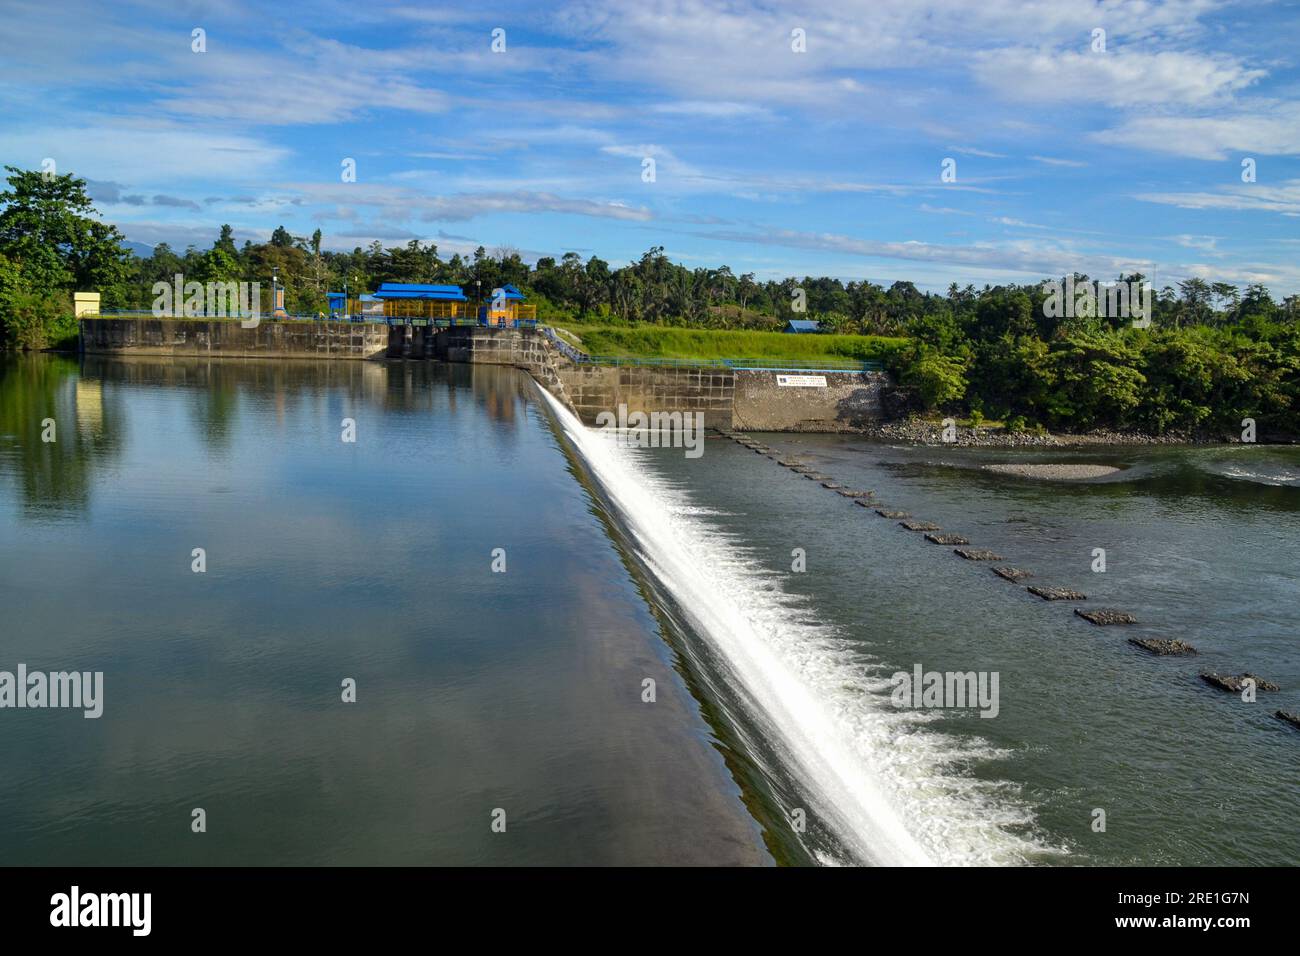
[1,354,1296,865]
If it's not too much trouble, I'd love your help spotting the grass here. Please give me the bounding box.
[551,323,907,365]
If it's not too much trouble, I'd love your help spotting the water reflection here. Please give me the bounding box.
[0,353,768,865]
[0,355,124,517]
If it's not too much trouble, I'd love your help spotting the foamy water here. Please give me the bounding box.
[541,391,1058,866]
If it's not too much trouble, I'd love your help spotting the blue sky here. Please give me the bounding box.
[2,0,1298,293]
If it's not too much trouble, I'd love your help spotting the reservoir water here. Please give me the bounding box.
[1,354,1296,865]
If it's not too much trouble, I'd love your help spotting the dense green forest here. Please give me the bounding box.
[2,166,1297,437]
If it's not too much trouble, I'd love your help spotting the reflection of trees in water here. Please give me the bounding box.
[0,355,125,517]
[188,365,239,452]
[76,356,240,454]
[1,355,543,517]
[81,357,392,455]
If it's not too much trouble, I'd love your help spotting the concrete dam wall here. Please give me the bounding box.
[80,317,389,359]
[732,369,890,432]
[78,319,892,431]
[444,328,888,432]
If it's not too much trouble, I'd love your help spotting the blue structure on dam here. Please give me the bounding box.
[328,282,535,326]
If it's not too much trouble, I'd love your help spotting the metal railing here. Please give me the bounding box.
[542,326,589,363]
[342,299,538,322]
[82,309,538,329]
[82,309,309,321]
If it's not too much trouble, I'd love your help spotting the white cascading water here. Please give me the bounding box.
[540,388,1056,866]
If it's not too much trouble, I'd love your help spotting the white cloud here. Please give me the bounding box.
[1094,105,1300,159]
[948,147,1008,158]
[974,49,1263,108]
[695,226,1156,278]
[0,121,290,185]
[284,182,655,223]
[1136,181,1300,216]
[651,101,773,119]
[990,217,1049,229]
[1028,155,1087,168]
[1169,234,1219,251]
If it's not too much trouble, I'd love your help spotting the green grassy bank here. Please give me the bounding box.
[551,324,907,365]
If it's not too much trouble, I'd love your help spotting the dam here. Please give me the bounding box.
[77,315,892,433]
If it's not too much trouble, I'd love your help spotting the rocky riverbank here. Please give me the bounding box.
[853,417,1215,448]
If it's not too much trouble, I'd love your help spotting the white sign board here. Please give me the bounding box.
[776,374,827,387]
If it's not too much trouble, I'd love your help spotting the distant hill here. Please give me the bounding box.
[120,240,156,258]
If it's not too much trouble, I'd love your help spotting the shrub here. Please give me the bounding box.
[2,289,76,350]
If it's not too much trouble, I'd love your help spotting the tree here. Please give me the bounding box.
[1176,278,1212,326]
[1211,282,1238,319]
[0,165,133,305]
[897,344,968,409]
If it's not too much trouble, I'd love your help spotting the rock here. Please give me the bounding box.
[821,482,843,489]
[803,473,831,481]
[1074,608,1136,625]
[1274,711,1300,729]
[854,499,875,508]
[982,463,1121,480]
[1245,673,1282,691]
[900,520,942,531]
[954,548,1003,561]
[876,509,910,518]
[1028,586,1086,600]
[1200,672,1280,693]
[992,567,1034,582]
[837,489,872,498]
[925,533,970,545]
[1129,638,1197,656]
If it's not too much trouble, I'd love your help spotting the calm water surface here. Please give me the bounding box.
[0,355,771,865]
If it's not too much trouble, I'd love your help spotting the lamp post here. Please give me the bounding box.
[474,279,481,325]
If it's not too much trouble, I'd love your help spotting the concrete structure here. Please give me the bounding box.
[80,317,390,359]
[78,318,892,431]
[73,292,100,317]
[731,368,888,431]
[560,363,735,429]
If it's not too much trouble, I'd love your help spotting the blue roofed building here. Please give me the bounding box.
[372,283,468,301]
[483,283,535,326]
[784,319,821,333]
[328,281,535,326]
